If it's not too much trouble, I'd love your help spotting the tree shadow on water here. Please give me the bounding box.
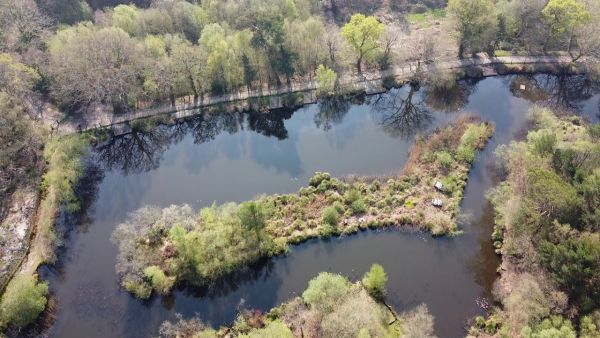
[370,84,433,139]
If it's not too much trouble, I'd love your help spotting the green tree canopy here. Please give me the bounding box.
[340,14,385,74]
[447,0,498,57]
[0,275,48,328]
[362,264,387,300]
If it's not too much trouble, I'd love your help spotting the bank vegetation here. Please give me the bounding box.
[469,107,600,337]
[157,266,437,338]
[112,116,493,298]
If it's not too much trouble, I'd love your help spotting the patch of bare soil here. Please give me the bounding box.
[0,187,39,291]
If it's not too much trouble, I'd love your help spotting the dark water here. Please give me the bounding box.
[41,74,600,338]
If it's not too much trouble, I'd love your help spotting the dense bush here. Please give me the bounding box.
[489,108,600,335]
[0,275,48,328]
[456,123,491,163]
[112,203,282,298]
[539,234,600,312]
[302,272,353,313]
[362,263,387,300]
[322,206,340,226]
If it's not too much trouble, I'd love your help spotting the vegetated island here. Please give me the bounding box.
[468,107,600,337]
[157,265,436,338]
[111,116,494,299]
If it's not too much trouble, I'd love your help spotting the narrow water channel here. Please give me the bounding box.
[40,75,599,338]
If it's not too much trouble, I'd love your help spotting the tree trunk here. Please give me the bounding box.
[356,55,363,75]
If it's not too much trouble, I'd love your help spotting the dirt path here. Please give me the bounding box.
[54,54,580,135]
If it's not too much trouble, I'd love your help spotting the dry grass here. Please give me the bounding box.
[262,116,493,240]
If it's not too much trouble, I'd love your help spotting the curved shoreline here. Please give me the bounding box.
[56,54,587,135]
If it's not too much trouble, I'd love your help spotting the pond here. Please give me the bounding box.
[40,74,600,338]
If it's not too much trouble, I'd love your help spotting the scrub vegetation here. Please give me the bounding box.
[157,267,436,338]
[469,107,600,337]
[0,0,599,333]
[112,117,493,298]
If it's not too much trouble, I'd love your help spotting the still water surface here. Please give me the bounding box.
[41,75,600,338]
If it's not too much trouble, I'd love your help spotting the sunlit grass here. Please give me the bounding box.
[407,9,446,26]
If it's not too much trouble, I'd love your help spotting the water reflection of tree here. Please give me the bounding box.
[314,96,351,131]
[95,123,182,175]
[179,259,277,299]
[247,108,293,140]
[95,109,294,175]
[510,74,596,111]
[371,84,433,138]
[423,80,476,113]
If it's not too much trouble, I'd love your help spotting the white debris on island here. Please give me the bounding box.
[432,198,443,207]
[434,181,444,191]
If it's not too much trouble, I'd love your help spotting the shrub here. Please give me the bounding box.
[0,275,48,328]
[520,316,576,338]
[539,234,600,311]
[302,272,353,313]
[435,151,454,169]
[529,130,557,157]
[144,266,174,295]
[123,277,152,299]
[588,123,600,140]
[362,264,387,300]
[344,188,361,205]
[238,201,266,231]
[456,123,489,163]
[316,64,337,96]
[332,201,345,214]
[322,207,339,227]
[241,320,293,338]
[351,199,368,215]
[526,168,582,225]
[309,172,331,188]
[320,290,390,338]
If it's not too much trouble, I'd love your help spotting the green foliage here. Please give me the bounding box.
[113,202,282,298]
[351,199,368,215]
[344,188,361,205]
[525,168,582,225]
[143,266,174,295]
[435,150,454,169]
[340,14,385,73]
[315,64,337,95]
[447,0,498,56]
[520,316,576,338]
[309,172,331,188]
[302,272,353,313]
[529,130,557,157]
[456,123,490,163]
[123,277,152,299]
[322,206,339,226]
[588,124,600,140]
[539,234,600,311]
[580,314,600,338]
[407,9,446,25]
[238,201,267,231]
[542,0,591,38]
[362,264,387,300]
[0,275,48,328]
[168,203,278,283]
[42,135,90,213]
[239,320,293,338]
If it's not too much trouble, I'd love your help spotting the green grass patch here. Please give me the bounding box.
[407,8,446,25]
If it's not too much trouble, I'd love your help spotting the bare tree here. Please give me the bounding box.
[0,0,51,53]
[48,26,143,112]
